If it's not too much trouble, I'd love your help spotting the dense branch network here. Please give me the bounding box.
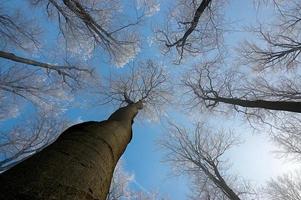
[39,0,142,66]
[183,62,301,160]
[0,2,98,120]
[0,9,40,50]
[240,0,301,71]
[0,111,69,172]
[100,60,171,119]
[264,171,301,200]
[0,50,93,87]
[161,122,253,199]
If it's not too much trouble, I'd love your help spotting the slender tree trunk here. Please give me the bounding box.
[205,164,241,200]
[0,102,142,200]
[214,173,240,200]
[0,51,61,70]
[215,96,301,113]
[0,50,89,75]
[165,0,212,48]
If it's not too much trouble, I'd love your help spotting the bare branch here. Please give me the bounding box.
[165,0,212,48]
[272,115,301,161]
[264,170,301,200]
[99,60,171,119]
[0,50,93,87]
[0,6,40,50]
[183,62,301,160]
[160,121,249,200]
[0,111,69,172]
[184,65,301,113]
[240,1,301,71]
[155,0,224,63]
[0,64,89,120]
[43,0,142,67]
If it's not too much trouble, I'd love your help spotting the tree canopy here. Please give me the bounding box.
[1,0,301,199]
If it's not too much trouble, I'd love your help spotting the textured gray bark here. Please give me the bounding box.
[0,102,142,200]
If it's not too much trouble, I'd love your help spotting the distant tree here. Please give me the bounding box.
[180,1,301,160]
[30,0,142,67]
[0,1,96,122]
[0,2,94,84]
[155,0,224,63]
[272,115,301,161]
[0,110,69,172]
[243,0,301,72]
[100,60,171,120]
[0,60,169,200]
[161,122,254,200]
[264,170,301,200]
[183,62,301,160]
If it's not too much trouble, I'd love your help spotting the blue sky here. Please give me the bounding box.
[1,0,300,199]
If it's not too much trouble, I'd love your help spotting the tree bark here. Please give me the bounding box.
[0,102,142,200]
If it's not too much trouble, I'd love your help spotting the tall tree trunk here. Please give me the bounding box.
[0,102,142,200]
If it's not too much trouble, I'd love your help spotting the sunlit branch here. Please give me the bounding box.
[0,50,92,84]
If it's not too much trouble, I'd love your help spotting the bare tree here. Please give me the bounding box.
[240,0,301,71]
[0,51,93,87]
[272,115,301,161]
[184,63,301,114]
[183,61,301,161]
[0,111,70,172]
[0,4,40,51]
[100,60,171,120]
[161,121,253,200]
[264,170,301,200]
[0,3,94,88]
[0,1,94,82]
[0,63,93,121]
[0,59,169,200]
[155,0,224,63]
[0,1,97,120]
[30,0,142,67]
